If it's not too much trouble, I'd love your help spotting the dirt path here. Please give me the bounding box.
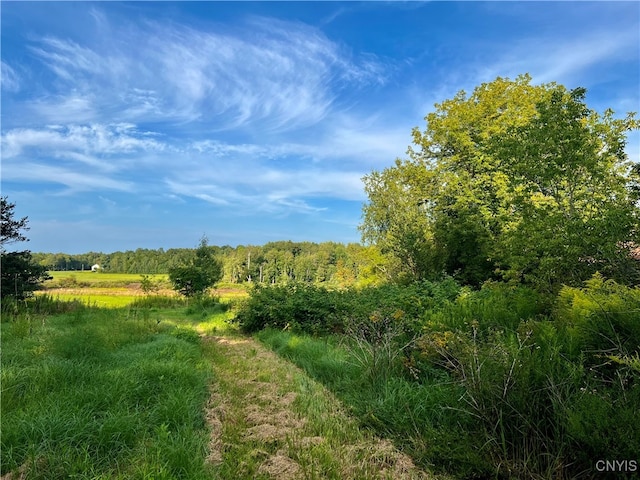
[202,335,441,480]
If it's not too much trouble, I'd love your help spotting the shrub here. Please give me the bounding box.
[234,278,464,336]
[557,273,640,359]
[234,283,345,334]
[422,282,552,334]
[249,274,639,478]
[343,309,415,385]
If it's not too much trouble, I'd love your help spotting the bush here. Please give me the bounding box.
[343,309,414,385]
[421,282,552,336]
[409,275,640,478]
[248,275,640,478]
[418,323,581,477]
[557,273,640,360]
[234,283,345,334]
[234,278,464,335]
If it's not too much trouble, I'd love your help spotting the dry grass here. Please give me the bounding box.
[203,335,445,479]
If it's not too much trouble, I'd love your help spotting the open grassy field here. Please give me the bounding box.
[46,271,169,285]
[1,294,442,479]
[1,302,214,479]
[11,274,638,478]
[38,272,247,308]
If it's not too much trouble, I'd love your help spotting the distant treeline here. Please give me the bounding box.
[32,241,387,286]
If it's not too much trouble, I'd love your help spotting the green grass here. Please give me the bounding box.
[1,292,440,479]
[1,304,215,479]
[46,271,168,285]
[37,292,139,308]
[257,329,498,478]
[253,277,640,479]
[204,334,442,479]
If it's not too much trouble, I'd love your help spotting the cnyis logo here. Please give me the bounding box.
[595,460,638,473]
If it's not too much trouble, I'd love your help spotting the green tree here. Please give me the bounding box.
[168,237,223,297]
[488,87,640,288]
[1,197,51,299]
[361,75,639,289]
[139,274,159,295]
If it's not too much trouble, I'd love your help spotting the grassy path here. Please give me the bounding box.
[202,334,440,480]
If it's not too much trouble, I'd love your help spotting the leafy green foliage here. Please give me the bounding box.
[1,197,51,300]
[252,275,639,478]
[1,196,29,245]
[140,274,160,294]
[361,75,640,289]
[234,283,345,334]
[32,241,388,288]
[556,273,640,360]
[168,237,223,297]
[234,278,462,335]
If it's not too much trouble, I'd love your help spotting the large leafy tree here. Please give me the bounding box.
[488,87,639,288]
[168,237,223,297]
[361,75,639,289]
[1,197,51,299]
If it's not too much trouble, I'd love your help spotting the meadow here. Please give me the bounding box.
[1,302,217,479]
[2,275,442,479]
[4,272,639,479]
[37,271,247,308]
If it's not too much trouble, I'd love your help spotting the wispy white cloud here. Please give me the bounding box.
[3,1,636,252]
[28,95,97,124]
[1,123,166,194]
[1,162,133,193]
[473,26,639,89]
[29,37,106,81]
[0,118,386,214]
[188,116,412,168]
[1,61,21,92]
[167,166,364,212]
[1,124,165,162]
[21,11,388,131]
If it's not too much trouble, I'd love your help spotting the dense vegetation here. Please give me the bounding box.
[1,297,216,479]
[32,241,387,288]
[232,77,640,478]
[235,277,640,478]
[361,75,640,290]
[168,237,224,298]
[1,197,50,300]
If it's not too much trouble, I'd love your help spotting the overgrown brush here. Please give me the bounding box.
[1,294,87,319]
[343,309,416,385]
[254,275,640,479]
[258,329,486,477]
[234,278,463,335]
[412,276,640,478]
[233,283,346,334]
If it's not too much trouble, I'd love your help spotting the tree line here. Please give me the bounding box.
[31,241,389,287]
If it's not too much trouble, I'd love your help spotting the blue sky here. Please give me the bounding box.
[1,1,639,254]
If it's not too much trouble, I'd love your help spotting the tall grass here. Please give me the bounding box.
[257,329,486,477]
[252,276,640,479]
[1,302,214,479]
